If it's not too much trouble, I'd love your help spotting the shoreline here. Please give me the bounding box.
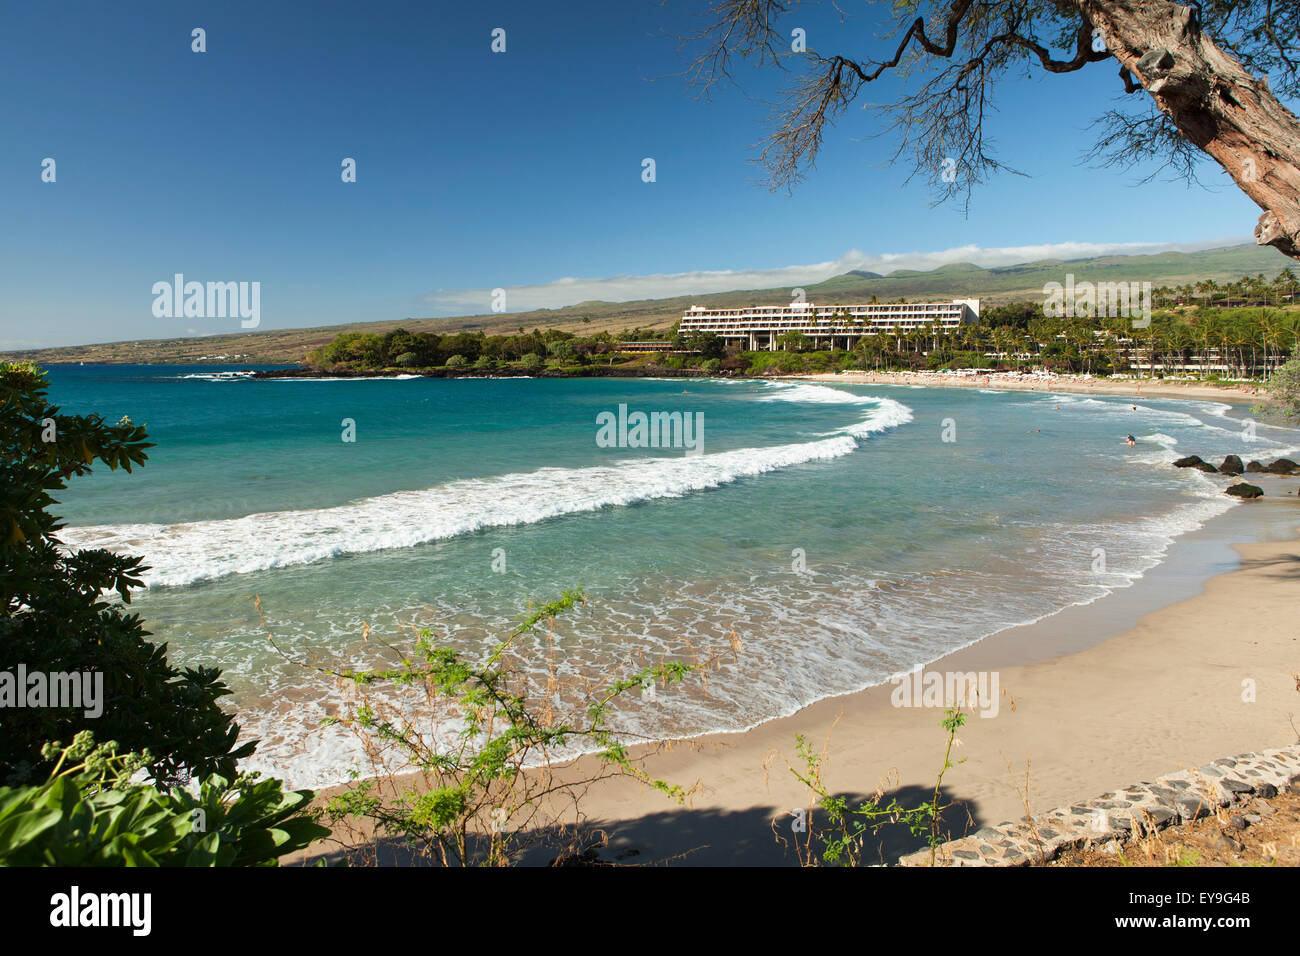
[242,364,1270,406]
[542,517,1300,865]
[798,369,1264,403]
[298,493,1300,865]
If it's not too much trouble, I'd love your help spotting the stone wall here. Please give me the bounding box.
[898,744,1300,866]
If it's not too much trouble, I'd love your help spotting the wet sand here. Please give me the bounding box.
[799,370,1264,404]
[296,491,1300,865]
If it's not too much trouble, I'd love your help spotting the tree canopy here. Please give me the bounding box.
[1,362,253,785]
[686,1,1300,257]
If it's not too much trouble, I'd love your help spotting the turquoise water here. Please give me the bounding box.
[46,364,1300,787]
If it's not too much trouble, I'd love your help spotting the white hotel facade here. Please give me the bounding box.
[678,299,981,351]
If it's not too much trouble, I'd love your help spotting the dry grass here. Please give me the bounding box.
[1053,787,1300,867]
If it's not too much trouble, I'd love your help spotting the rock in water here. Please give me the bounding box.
[1225,483,1264,499]
[1246,460,1267,473]
[1172,455,1204,468]
[1266,458,1298,474]
[1219,455,1244,475]
[1196,462,1219,473]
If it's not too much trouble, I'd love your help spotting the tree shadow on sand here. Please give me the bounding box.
[299,783,985,867]
[1239,550,1300,580]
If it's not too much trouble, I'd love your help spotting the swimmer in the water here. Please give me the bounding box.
[1126,434,1136,446]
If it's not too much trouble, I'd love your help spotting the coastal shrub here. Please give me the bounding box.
[776,353,808,373]
[294,591,722,866]
[394,352,420,367]
[520,353,543,370]
[804,351,833,372]
[0,362,254,785]
[445,354,468,368]
[742,352,782,374]
[473,355,495,369]
[700,358,722,374]
[778,706,967,867]
[0,732,327,866]
[1260,357,1300,420]
[675,331,725,359]
[547,340,577,361]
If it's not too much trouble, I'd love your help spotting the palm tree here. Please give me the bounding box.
[1273,268,1299,304]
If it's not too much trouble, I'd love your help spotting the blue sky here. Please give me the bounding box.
[0,0,1275,348]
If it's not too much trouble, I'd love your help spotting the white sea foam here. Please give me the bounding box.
[61,385,913,588]
[176,371,255,381]
[263,373,422,381]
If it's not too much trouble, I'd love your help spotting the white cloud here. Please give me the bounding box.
[421,237,1248,315]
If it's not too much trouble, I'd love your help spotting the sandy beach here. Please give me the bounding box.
[300,495,1300,865]
[798,369,1265,403]
[526,513,1300,865]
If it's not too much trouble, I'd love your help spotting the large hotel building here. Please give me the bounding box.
[677,299,981,351]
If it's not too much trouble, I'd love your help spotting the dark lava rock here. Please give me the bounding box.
[1173,455,1204,468]
[1246,460,1267,473]
[1196,462,1219,473]
[1210,831,1244,852]
[1219,455,1244,475]
[1225,483,1264,499]
[1176,795,1213,821]
[1229,814,1249,831]
[1144,807,1177,826]
[1266,458,1299,474]
[1256,783,1279,799]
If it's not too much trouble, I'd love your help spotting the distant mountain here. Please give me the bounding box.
[3,243,1294,366]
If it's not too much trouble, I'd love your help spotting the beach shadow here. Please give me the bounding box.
[1239,551,1300,580]
[299,784,985,867]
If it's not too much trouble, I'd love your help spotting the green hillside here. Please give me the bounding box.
[3,243,1293,366]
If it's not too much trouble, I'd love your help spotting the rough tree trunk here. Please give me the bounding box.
[1076,0,1300,260]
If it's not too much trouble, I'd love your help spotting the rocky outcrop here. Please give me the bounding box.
[1219,455,1244,475]
[897,746,1300,866]
[1225,483,1264,498]
[1172,455,1204,468]
[1195,462,1219,473]
[1246,460,1267,473]
[1266,458,1298,474]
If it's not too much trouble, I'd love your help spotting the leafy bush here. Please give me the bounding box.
[520,353,544,370]
[776,353,809,373]
[779,707,967,867]
[445,354,467,368]
[743,352,783,374]
[0,733,326,866]
[1260,357,1300,420]
[394,351,420,367]
[308,592,714,866]
[1,362,253,785]
[546,340,576,361]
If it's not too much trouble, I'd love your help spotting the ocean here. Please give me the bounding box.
[46,364,1300,788]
